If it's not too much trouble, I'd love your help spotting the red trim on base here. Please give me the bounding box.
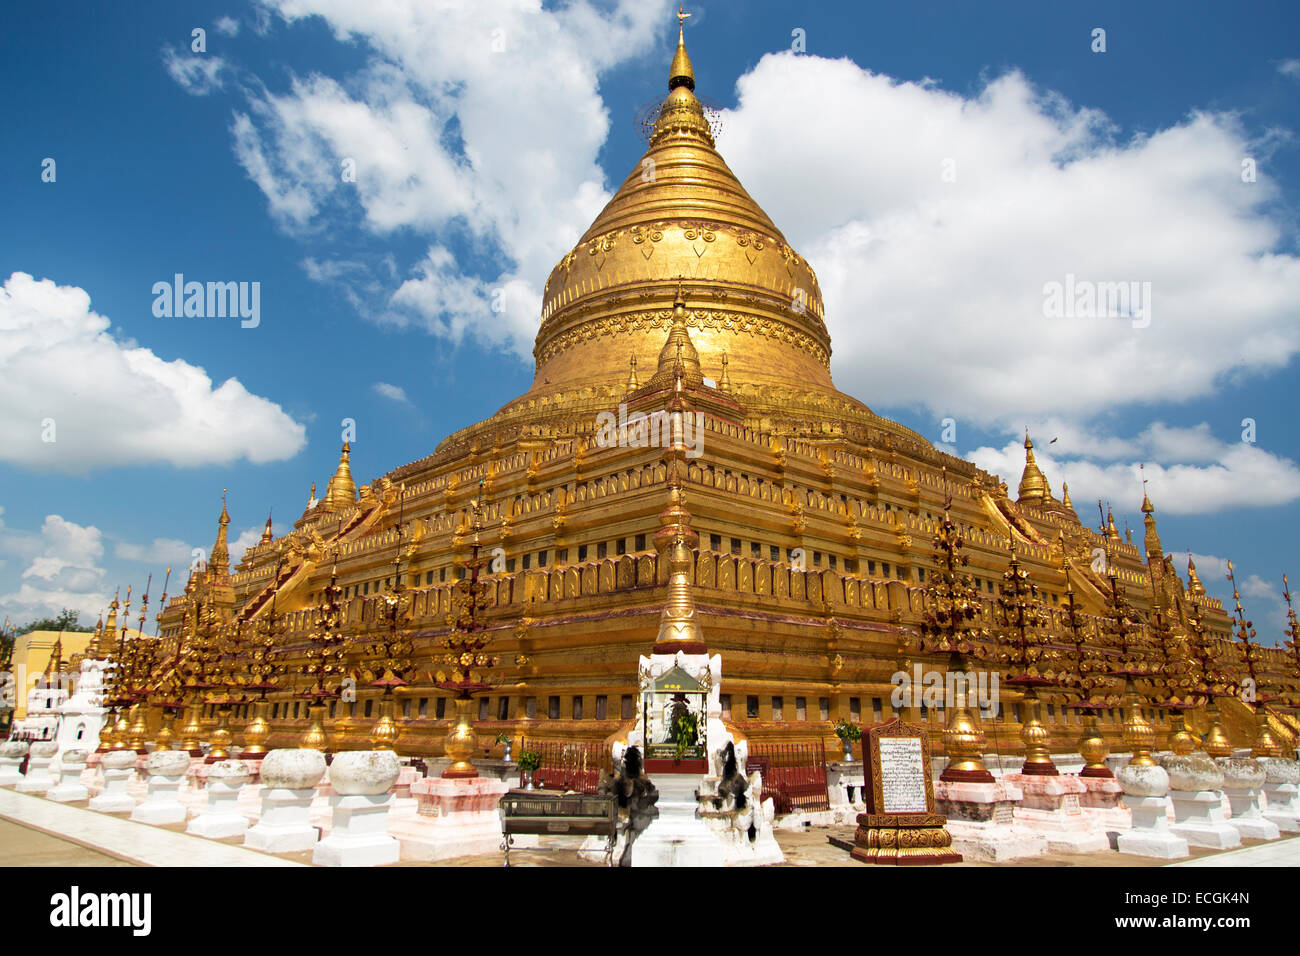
[441,769,479,779]
[645,757,708,774]
[1079,765,1115,778]
[939,767,996,784]
[240,752,268,761]
[1019,763,1060,776]
[651,641,708,655]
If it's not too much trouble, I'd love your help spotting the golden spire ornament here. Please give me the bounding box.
[993,535,1061,774]
[1227,560,1283,758]
[915,497,994,783]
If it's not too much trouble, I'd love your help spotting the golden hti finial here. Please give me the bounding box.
[260,509,274,545]
[1186,552,1206,595]
[625,353,640,394]
[1016,429,1050,504]
[1061,481,1073,511]
[670,6,694,92]
[717,352,731,391]
[1140,468,1163,559]
[323,441,357,512]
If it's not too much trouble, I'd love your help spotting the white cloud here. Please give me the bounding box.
[717,55,1300,426]
[214,16,240,37]
[0,272,307,471]
[373,382,410,404]
[230,0,672,356]
[163,47,227,96]
[115,537,194,565]
[1,515,109,622]
[967,422,1300,516]
[1278,59,1300,80]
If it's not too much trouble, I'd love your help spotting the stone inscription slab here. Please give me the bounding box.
[878,737,927,814]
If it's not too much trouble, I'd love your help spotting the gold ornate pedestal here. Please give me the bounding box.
[127,704,149,753]
[851,813,963,865]
[96,714,118,753]
[110,713,130,751]
[442,697,478,778]
[939,704,994,783]
[1122,682,1157,767]
[369,697,400,751]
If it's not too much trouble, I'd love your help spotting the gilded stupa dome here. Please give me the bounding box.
[532,22,831,398]
[436,16,936,455]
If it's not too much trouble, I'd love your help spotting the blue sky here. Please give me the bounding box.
[1,0,1298,642]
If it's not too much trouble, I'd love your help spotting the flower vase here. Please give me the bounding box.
[503,741,513,762]
[523,770,535,791]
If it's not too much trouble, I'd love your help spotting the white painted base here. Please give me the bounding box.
[1168,789,1242,850]
[131,775,187,825]
[312,793,400,867]
[1262,782,1300,833]
[699,798,784,865]
[945,820,1048,863]
[47,766,89,803]
[1223,785,1281,841]
[629,774,725,867]
[1116,795,1189,859]
[186,780,249,839]
[87,769,137,814]
[390,815,507,862]
[16,757,55,793]
[0,758,24,786]
[244,787,319,853]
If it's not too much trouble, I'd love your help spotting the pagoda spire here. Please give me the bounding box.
[260,509,274,545]
[323,442,357,512]
[625,353,640,394]
[1061,481,1073,511]
[1186,552,1206,595]
[654,283,703,386]
[718,352,732,391]
[1016,430,1051,504]
[86,611,105,660]
[209,491,231,579]
[1140,470,1163,560]
[669,5,695,91]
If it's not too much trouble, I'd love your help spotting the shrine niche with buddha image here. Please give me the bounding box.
[643,665,708,767]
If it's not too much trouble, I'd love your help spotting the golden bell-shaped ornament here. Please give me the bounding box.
[369,697,400,751]
[127,703,149,753]
[110,712,131,750]
[1168,711,1198,757]
[442,697,479,779]
[1077,712,1112,777]
[1121,682,1157,767]
[1202,704,1234,758]
[1250,706,1283,758]
[1017,688,1058,775]
[241,700,272,757]
[299,704,329,751]
[154,711,177,751]
[206,707,233,762]
[179,704,204,754]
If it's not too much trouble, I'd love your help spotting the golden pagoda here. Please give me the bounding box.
[146,11,1298,764]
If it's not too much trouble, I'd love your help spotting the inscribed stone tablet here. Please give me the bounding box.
[879,736,927,814]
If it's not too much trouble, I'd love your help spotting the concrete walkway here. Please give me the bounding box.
[0,789,304,867]
[1166,835,1300,867]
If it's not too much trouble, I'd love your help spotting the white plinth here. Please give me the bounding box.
[47,763,90,803]
[16,754,56,793]
[187,779,250,839]
[1262,781,1300,833]
[1168,790,1242,849]
[628,774,725,867]
[1223,785,1281,841]
[1116,795,1189,859]
[389,776,509,863]
[130,774,187,825]
[313,793,400,867]
[1007,773,1110,855]
[87,768,137,814]
[934,778,1047,863]
[244,787,320,853]
[699,796,784,865]
[0,757,24,786]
